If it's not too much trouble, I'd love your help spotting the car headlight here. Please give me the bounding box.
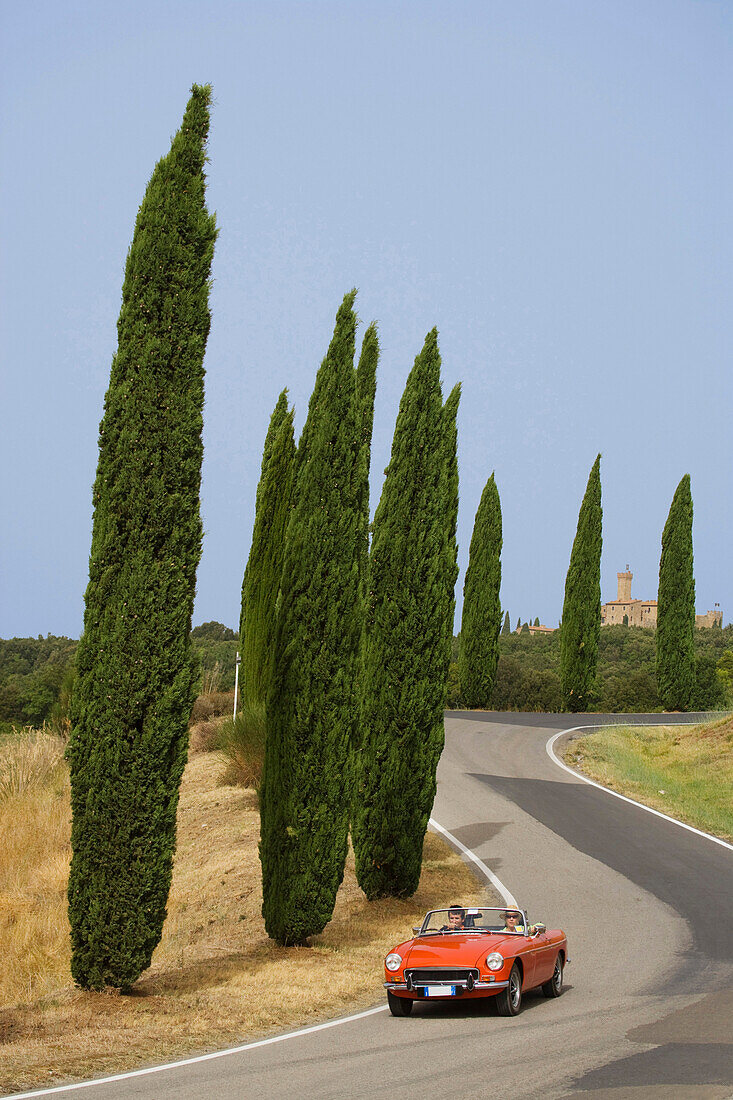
[486,952,504,971]
[385,953,402,972]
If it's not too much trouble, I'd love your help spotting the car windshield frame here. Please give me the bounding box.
[418,906,530,936]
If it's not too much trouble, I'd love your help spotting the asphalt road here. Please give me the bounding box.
[10,713,733,1100]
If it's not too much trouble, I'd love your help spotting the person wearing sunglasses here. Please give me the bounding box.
[502,910,543,935]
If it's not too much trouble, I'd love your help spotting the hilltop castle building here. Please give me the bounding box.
[600,567,722,629]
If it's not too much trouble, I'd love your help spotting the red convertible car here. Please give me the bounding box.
[384,905,568,1017]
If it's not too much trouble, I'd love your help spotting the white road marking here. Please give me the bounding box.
[428,817,518,906]
[2,1005,388,1099]
[546,724,733,853]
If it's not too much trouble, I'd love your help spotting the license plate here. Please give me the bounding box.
[425,984,456,997]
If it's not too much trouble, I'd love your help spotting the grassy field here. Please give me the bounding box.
[0,729,490,1092]
[562,715,733,842]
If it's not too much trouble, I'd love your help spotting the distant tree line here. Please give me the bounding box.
[447,624,732,713]
[0,626,240,732]
[0,636,77,733]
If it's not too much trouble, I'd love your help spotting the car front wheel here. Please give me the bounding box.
[542,955,564,998]
[387,990,413,1017]
[496,963,522,1016]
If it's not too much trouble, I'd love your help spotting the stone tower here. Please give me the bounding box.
[617,565,633,602]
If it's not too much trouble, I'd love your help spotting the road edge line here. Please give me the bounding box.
[428,817,518,906]
[1,1005,388,1100]
[546,724,733,853]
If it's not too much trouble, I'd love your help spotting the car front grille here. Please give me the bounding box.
[406,968,479,985]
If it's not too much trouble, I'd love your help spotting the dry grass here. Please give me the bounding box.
[563,714,733,841]
[188,715,226,753]
[189,691,233,727]
[1,743,489,1092]
[0,727,66,799]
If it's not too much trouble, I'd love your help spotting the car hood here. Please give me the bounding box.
[403,933,520,968]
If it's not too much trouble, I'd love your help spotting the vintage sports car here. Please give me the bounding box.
[384,905,568,1017]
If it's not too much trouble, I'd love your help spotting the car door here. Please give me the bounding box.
[518,933,539,988]
[530,932,554,986]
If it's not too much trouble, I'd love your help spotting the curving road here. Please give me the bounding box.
[9,713,733,1099]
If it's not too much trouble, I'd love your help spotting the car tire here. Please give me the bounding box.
[542,955,564,998]
[387,990,413,1017]
[495,963,522,1016]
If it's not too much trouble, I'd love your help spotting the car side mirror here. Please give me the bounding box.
[532,923,546,936]
[413,927,422,935]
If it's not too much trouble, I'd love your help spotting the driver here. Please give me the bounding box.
[441,905,466,930]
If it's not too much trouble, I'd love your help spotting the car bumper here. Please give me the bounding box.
[384,980,509,993]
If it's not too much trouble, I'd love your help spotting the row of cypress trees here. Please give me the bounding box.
[458,455,697,714]
[456,456,603,713]
[245,303,460,943]
[68,82,461,980]
[66,82,699,984]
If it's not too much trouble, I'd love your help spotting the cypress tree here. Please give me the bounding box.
[67,86,217,990]
[516,617,521,631]
[239,391,296,710]
[260,291,362,945]
[520,621,530,634]
[355,323,379,611]
[533,617,540,627]
[560,455,603,712]
[656,474,695,710]
[501,611,511,635]
[458,474,502,708]
[348,322,379,794]
[353,330,460,899]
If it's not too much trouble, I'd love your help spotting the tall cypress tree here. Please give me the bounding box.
[260,291,362,945]
[501,611,511,635]
[67,86,217,990]
[355,323,379,612]
[239,391,296,710]
[459,473,502,708]
[560,455,603,712]
[353,330,460,900]
[348,323,379,795]
[656,474,695,710]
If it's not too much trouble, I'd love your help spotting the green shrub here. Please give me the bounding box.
[218,704,266,790]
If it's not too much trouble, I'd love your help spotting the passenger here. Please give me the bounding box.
[502,910,541,935]
[441,905,466,931]
[501,910,526,933]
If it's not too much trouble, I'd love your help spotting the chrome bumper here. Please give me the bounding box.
[384,980,509,991]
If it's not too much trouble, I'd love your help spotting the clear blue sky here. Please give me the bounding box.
[1,0,730,638]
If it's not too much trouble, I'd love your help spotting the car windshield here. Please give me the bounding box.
[419,907,529,935]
